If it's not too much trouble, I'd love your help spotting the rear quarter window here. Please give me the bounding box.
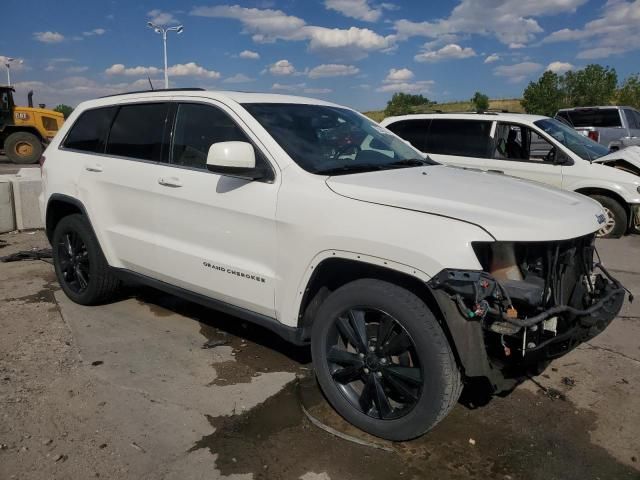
[563,109,622,128]
[386,119,430,152]
[62,107,116,153]
[427,119,492,158]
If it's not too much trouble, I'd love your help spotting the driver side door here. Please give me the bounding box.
[486,122,563,188]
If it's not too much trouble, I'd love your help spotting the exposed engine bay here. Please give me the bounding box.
[428,234,630,384]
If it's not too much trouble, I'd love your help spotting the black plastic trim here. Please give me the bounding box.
[113,268,307,346]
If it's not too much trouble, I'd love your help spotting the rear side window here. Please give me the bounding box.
[386,119,430,152]
[171,103,249,169]
[427,119,492,158]
[63,107,116,153]
[623,109,639,129]
[562,109,622,127]
[106,103,169,161]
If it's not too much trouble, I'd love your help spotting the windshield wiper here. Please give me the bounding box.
[315,164,392,176]
[388,157,438,167]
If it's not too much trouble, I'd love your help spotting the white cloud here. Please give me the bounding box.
[148,9,179,26]
[493,61,543,83]
[484,53,500,63]
[384,68,414,83]
[83,28,106,36]
[542,1,640,59]
[223,73,254,83]
[508,42,526,49]
[414,43,476,62]
[268,59,296,76]
[378,68,433,93]
[308,63,360,78]
[190,4,396,60]
[546,61,573,74]
[324,0,386,22]
[33,31,64,43]
[376,81,434,94]
[272,82,306,91]
[304,87,333,94]
[394,0,587,47]
[66,66,90,73]
[239,50,260,59]
[106,62,220,79]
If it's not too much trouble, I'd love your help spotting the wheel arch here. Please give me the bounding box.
[295,254,470,373]
[574,186,631,228]
[45,194,93,242]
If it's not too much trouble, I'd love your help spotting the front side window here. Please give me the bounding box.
[243,103,431,175]
[427,119,492,158]
[171,103,249,169]
[63,107,116,153]
[534,118,610,161]
[106,103,169,161]
[386,119,430,152]
[493,123,555,162]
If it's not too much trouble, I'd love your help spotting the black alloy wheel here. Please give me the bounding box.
[57,230,90,294]
[327,307,423,420]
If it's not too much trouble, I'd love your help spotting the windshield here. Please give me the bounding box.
[243,103,434,175]
[534,118,610,161]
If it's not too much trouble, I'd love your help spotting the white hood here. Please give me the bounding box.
[592,145,640,171]
[326,165,605,241]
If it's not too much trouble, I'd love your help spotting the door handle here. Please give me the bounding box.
[158,177,183,188]
[85,164,103,172]
[487,169,504,174]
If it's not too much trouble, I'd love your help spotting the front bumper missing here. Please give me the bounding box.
[426,263,629,392]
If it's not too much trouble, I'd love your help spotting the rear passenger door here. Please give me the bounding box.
[66,102,171,275]
[152,100,279,317]
[425,119,492,170]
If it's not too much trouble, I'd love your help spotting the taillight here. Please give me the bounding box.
[587,130,600,143]
[39,155,46,168]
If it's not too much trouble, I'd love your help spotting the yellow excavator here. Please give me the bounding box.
[0,86,64,164]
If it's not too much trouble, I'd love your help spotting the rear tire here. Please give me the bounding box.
[5,132,43,164]
[311,279,462,441]
[52,214,120,305]
[591,195,627,238]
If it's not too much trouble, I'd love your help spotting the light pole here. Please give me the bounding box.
[4,58,23,86]
[146,22,183,89]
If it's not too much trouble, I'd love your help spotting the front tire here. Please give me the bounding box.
[311,279,462,441]
[591,195,627,238]
[52,214,120,305]
[5,132,43,164]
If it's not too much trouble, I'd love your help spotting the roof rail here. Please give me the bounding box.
[99,87,205,98]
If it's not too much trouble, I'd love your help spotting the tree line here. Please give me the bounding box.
[383,64,640,118]
[522,65,639,116]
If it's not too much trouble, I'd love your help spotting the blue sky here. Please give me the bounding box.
[2,0,639,111]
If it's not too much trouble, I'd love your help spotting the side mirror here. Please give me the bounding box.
[553,149,571,166]
[206,141,261,180]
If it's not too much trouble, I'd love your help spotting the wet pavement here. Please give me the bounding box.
[0,230,639,479]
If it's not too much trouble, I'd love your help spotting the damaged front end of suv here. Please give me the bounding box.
[428,234,630,394]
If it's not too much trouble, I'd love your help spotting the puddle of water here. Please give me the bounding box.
[190,380,410,480]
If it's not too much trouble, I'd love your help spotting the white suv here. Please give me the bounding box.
[40,90,626,441]
[381,112,640,238]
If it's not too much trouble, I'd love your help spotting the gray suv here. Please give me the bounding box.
[556,106,640,151]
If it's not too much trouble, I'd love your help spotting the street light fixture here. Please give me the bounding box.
[146,22,184,89]
[4,57,23,87]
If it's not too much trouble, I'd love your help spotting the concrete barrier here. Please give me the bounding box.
[0,168,43,233]
[0,178,15,233]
